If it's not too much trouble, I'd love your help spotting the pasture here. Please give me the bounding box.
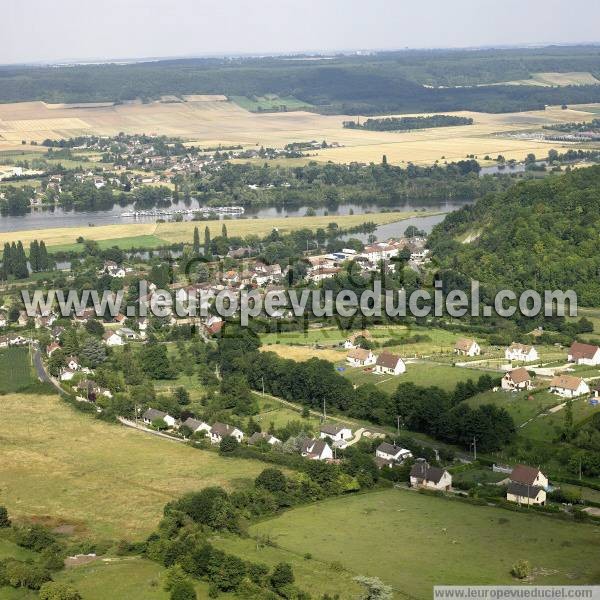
[247,489,600,598]
[0,210,415,249]
[0,393,268,539]
[230,94,313,112]
[0,99,599,166]
[0,347,38,394]
[343,361,493,393]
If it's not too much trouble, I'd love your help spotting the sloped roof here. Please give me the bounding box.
[376,352,402,369]
[507,481,543,499]
[550,374,585,391]
[347,348,371,361]
[506,367,531,384]
[569,341,600,360]
[455,338,477,351]
[510,464,542,486]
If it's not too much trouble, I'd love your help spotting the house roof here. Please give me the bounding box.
[550,374,585,391]
[508,342,533,353]
[210,422,240,437]
[510,464,542,486]
[376,352,402,369]
[410,460,447,484]
[248,431,280,445]
[347,348,371,361]
[143,408,167,421]
[301,438,329,458]
[347,330,372,342]
[455,338,477,352]
[182,417,207,431]
[506,367,530,384]
[507,481,543,499]
[376,442,406,457]
[320,423,348,436]
[569,341,600,360]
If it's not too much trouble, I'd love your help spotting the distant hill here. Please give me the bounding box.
[2,46,600,113]
[428,165,600,306]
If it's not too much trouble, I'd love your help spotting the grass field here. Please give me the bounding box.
[244,489,600,598]
[230,94,313,112]
[254,393,321,432]
[261,343,346,363]
[500,72,600,87]
[0,393,269,539]
[0,210,416,249]
[1,99,599,166]
[0,347,38,394]
[343,362,493,393]
[54,557,217,600]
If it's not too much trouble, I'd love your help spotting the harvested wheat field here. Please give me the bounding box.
[0,98,599,165]
[260,344,345,363]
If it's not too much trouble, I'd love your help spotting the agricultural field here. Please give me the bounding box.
[260,343,345,363]
[0,393,268,539]
[0,347,38,394]
[0,99,599,166]
[342,361,493,393]
[498,72,600,87]
[0,210,416,250]
[242,489,600,598]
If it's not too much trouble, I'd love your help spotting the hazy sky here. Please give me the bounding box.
[3,0,600,64]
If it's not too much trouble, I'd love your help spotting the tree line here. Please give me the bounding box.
[343,115,473,131]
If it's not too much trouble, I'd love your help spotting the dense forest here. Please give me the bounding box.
[428,165,600,305]
[343,115,473,131]
[2,46,600,113]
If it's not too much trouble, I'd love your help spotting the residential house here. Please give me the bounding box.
[510,464,548,490]
[346,348,377,367]
[375,443,413,468]
[17,311,29,327]
[248,431,281,446]
[505,343,539,363]
[501,367,533,392]
[103,261,126,278]
[46,342,61,356]
[210,422,244,444]
[409,459,452,491]
[65,356,80,371]
[319,423,353,443]
[307,267,340,283]
[506,481,547,506]
[117,327,138,341]
[343,330,372,350]
[0,312,7,328]
[51,326,65,339]
[549,375,590,398]
[142,408,176,428]
[181,417,211,436]
[103,331,124,346]
[454,339,480,357]
[374,352,406,376]
[60,369,76,381]
[301,438,333,461]
[567,342,600,366]
[0,335,9,348]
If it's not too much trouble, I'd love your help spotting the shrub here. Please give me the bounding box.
[511,560,531,579]
[0,505,10,527]
[14,524,57,552]
[255,468,287,493]
[170,579,197,600]
[219,435,239,453]
[4,560,51,589]
[39,581,82,600]
[270,562,294,590]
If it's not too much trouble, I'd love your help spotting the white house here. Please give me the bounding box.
[510,464,549,490]
[65,356,80,371]
[248,431,281,446]
[409,459,452,491]
[0,313,7,328]
[505,343,538,363]
[374,352,406,375]
[501,367,533,392]
[181,417,212,436]
[103,331,124,346]
[346,348,377,367]
[319,423,353,442]
[567,342,600,366]
[506,482,546,506]
[375,442,412,468]
[209,422,244,444]
[549,375,589,398]
[454,339,480,357]
[301,438,333,461]
[103,261,126,278]
[142,408,176,428]
[60,369,76,381]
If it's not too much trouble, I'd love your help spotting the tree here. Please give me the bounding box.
[222,223,228,238]
[39,582,82,600]
[84,319,105,336]
[354,575,393,600]
[511,560,531,580]
[79,337,107,368]
[255,468,287,493]
[193,226,200,255]
[219,435,239,453]
[204,226,211,256]
[174,386,190,405]
[170,579,197,600]
[141,344,176,379]
[0,505,10,527]
[270,562,294,591]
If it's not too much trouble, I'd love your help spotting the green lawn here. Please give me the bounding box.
[343,362,494,393]
[0,347,38,394]
[54,557,219,600]
[230,94,313,112]
[48,235,166,254]
[520,396,600,442]
[247,489,600,598]
[254,394,320,432]
[465,389,561,427]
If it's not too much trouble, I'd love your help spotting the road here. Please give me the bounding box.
[33,346,67,395]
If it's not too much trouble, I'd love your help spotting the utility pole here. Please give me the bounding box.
[472,436,477,461]
[261,376,265,397]
[323,398,326,421]
[396,415,400,436]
